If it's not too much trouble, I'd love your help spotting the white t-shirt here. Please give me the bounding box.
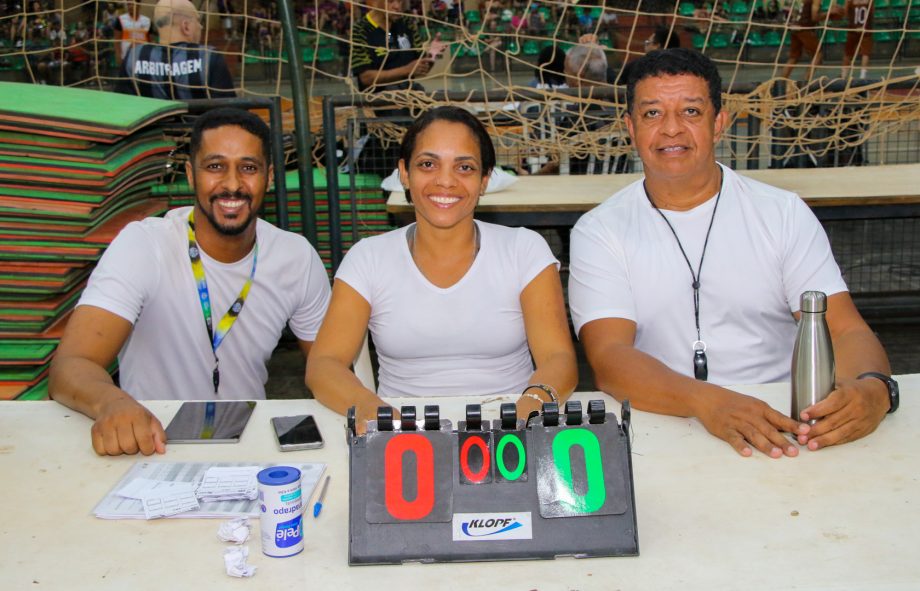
[78,207,331,400]
[569,164,847,386]
[335,220,558,397]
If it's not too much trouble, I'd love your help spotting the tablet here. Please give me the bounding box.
[164,400,257,443]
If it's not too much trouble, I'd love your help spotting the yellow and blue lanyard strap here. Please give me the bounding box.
[187,210,259,394]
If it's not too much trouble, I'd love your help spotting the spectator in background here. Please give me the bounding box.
[23,0,48,43]
[481,0,504,72]
[616,26,681,85]
[564,41,608,88]
[351,0,445,177]
[35,18,66,84]
[599,2,621,48]
[116,0,236,100]
[218,0,238,42]
[528,6,546,35]
[780,0,823,83]
[840,0,873,79]
[114,0,151,61]
[68,21,93,83]
[529,44,568,89]
[644,26,681,52]
[101,2,118,33]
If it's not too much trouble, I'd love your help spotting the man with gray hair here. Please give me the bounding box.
[115,0,236,100]
[564,43,608,88]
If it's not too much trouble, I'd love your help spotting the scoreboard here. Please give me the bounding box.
[347,400,639,564]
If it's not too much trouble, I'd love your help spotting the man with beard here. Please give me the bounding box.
[50,108,330,456]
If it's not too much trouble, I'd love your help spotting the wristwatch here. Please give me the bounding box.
[857,372,899,414]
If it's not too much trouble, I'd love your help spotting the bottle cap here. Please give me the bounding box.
[800,290,827,313]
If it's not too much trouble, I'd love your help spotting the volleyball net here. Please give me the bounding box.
[1,0,919,170]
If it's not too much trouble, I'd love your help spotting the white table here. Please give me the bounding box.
[1,379,918,590]
[386,164,920,227]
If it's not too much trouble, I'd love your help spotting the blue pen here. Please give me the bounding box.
[313,475,331,518]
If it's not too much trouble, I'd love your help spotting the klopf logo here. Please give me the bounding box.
[461,517,522,537]
[452,512,533,541]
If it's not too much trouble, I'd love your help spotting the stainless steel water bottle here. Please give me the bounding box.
[791,291,835,422]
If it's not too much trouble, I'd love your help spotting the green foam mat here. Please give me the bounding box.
[0,341,57,362]
[0,82,185,135]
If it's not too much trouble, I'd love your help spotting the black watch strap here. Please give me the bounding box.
[857,372,899,414]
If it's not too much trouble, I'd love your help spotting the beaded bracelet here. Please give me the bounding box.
[521,383,558,403]
[519,392,546,405]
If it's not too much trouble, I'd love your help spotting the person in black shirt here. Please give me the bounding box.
[350,0,441,92]
[115,0,235,100]
[350,0,444,177]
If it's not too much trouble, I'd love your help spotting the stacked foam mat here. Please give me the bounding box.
[0,82,184,400]
[153,168,390,274]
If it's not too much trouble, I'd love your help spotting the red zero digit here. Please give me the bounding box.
[460,435,490,483]
[384,434,435,520]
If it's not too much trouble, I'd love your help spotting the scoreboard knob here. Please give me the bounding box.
[500,403,517,430]
[424,405,440,431]
[565,400,583,426]
[542,402,559,427]
[588,400,606,424]
[465,404,482,431]
[400,406,417,431]
[377,406,394,431]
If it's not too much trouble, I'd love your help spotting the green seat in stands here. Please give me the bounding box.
[746,30,765,46]
[318,46,336,62]
[711,32,730,48]
[730,0,751,18]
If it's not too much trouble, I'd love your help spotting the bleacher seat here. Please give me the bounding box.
[873,30,897,42]
[711,32,731,48]
[764,29,783,46]
[746,30,765,47]
[317,46,336,62]
[679,2,697,17]
[730,0,751,18]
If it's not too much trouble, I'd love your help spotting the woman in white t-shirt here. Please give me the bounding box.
[307,106,577,428]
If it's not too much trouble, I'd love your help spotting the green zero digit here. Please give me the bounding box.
[552,429,606,513]
[496,434,526,481]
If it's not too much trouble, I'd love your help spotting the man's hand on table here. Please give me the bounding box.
[797,376,889,450]
[91,396,166,456]
[696,387,808,458]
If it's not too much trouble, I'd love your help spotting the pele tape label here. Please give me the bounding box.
[451,512,533,542]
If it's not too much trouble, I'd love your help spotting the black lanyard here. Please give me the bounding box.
[643,168,724,381]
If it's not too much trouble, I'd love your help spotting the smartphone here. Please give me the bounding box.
[272,415,324,451]
[164,400,256,443]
